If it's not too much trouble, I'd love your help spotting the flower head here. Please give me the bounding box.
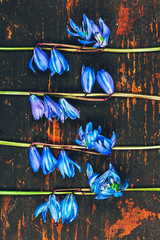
[96,69,114,94]
[81,65,95,93]
[67,14,94,45]
[61,194,78,223]
[58,98,80,120]
[57,150,81,178]
[92,17,110,48]
[44,95,64,123]
[29,95,45,120]
[29,146,41,172]
[35,194,61,223]
[86,163,129,199]
[29,47,49,73]
[49,49,69,76]
[41,147,58,175]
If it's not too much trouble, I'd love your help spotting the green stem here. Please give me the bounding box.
[0,140,159,155]
[0,45,160,53]
[0,91,159,101]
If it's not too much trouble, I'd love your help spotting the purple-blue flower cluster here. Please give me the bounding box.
[66,14,110,48]
[29,146,81,177]
[75,122,116,155]
[81,66,114,94]
[29,47,69,75]
[35,193,78,223]
[86,163,129,199]
[29,95,80,122]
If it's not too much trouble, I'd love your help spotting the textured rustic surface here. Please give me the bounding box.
[0,0,160,239]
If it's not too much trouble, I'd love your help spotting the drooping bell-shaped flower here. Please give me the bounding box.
[49,49,69,76]
[57,150,81,178]
[86,163,129,200]
[29,47,49,73]
[44,95,64,123]
[41,147,58,175]
[67,14,94,45]
[61,194,78,223]
[35,194,61,223]
[58,98,80,120]
[92,17,110,48]
[96,69,114,94]
[81,65,95,93]
[29,95,45,120]
[29,146,41,172]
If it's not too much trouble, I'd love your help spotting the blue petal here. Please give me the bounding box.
[29,95,45,120]
[66,26,79,37]
[92,23,103,43]
[85,122,93,135]
[75,139,86,147]
[120,180,129,191]
[54,50,69,73]
[97,69,114,94]
[97,125,102,134]
[77,29,87,39]
[78,39,96,45]
[49,195,61,222]
[61,194,72,223]
[59,98,79,120]
[42,205,49,222]
[86,163,94,179]
[69,195,78,223]
[95,194,112,200]
[110,131,117,148]
[33,47,49,71]
[29,56,36,73]
[41,147,54,175]
[78,126,85,140]
[99,17,110,46]
[83,14,93,40]
[81,66,95,93]
[49,49,69,75]
[113,191,123,197]
[57,150,65,178]
[93,141,112,155]
[35,202,47,218]
[88,174,99,189]
[69,18,80,32]
[29,146,41,172]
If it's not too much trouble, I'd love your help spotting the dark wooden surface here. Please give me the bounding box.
[0,0,160,239]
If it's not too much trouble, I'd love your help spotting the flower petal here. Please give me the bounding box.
[59,98,80,120]
[29,146,41,172]
[97,69,114,94]
[33,47,49,71]
[29,56,36,73]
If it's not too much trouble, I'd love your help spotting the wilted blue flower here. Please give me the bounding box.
[44,95,64,123]
[61,194,78,223]
[81,65,95,93]
[75,122,102,150]
[57,150,81,178]
[92,131,117,155]
[41,147,58,175]
[92,18,110,48]
[49,49,69,76]
[29,95,45,120]
[35,194,61,223]
[29,47,49,73]
[96,69,114,94]
[29,146,41,172]
[58,98,80,120]
[66,14,94,45]
[86,163,129,199]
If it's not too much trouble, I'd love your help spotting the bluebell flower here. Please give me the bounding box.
[57,150,81,178]
[75,122,102,150]
[29,47,49,73]
[81,65,95,93]
[29,146,41,172]
[61,194,78,223]
[41,147,58,175]
[96,69,114,94]
[29,95,45,120]
[92,131,117,155]
[58,98,80,120]
[86,163,129,200]
[66,14,95,45]
[92,18,110,48]
[35,194,61,223]
[44,95,64,123]
[49,49,69,76]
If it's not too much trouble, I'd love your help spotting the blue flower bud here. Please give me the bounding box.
[96,69,114,94]
[81,65,95,93]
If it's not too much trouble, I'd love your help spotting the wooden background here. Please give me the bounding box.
[0,0,160,239]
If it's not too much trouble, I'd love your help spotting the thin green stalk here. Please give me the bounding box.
[0,91,159,101]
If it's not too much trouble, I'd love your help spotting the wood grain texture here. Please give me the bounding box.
[0,0,160,239]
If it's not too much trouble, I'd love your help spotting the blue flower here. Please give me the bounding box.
[66,14,94,45]
[29,95,45,120]
[58,98,80,120]
[41,147,58,175]
[44,95,64,123]
[49,49,69,76]
[81,65,95,93]
[86,163,129,199]
[92,131,117,155]
[29,146,41,172]
[61,194,78,223]
[92,18,110,48]
[29,47,49,73]
[35,194,61,223]
[57,150,81,178]
[75,122,102,150]
[96,69,114,94]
